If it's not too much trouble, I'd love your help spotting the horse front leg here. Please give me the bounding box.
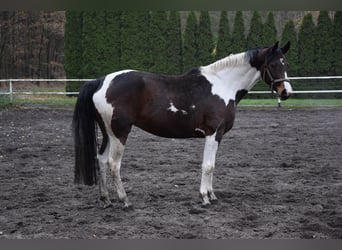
[200,133,219,206]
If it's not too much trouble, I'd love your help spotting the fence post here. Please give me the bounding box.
[9,80,13,103]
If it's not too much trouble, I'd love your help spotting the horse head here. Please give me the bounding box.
[253,41,293,100]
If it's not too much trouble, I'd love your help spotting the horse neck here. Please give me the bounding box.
[201,52,261,92]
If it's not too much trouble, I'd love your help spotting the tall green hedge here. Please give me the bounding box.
[333,11,342,75]
[102,11,122,74]
[81,11,104,79]
[166,11,183,74]
[298,13,316,76]
[183,11,199,71]
[216,11,231,60]
[315,11,335,75]
[149,11,168,73]
[64,11,83,92]
[247,11,263,49]
[281,20,299,76]
[263,12,277,46]
[197,11,214,66]
[230,11,246,53]
[64,11,340,95]
[120,11,151,71]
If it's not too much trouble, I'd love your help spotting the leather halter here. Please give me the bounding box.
[261,57,291,97]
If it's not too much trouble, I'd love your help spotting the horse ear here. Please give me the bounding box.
[271,41,279,53]
[281,41,291,54]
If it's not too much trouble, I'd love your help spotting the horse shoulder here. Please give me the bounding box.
[220,100,236,136]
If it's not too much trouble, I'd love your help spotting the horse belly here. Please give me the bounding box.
[135,111,201,139]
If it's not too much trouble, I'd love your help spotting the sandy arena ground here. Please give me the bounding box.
[0,106,341,239]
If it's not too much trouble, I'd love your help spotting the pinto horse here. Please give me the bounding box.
[73,41,292,209]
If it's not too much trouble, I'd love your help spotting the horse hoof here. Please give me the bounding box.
[201,201,211,208]
[210,199,218,205]
[103,202,114,209]
[123,204,134,211]
[209,192,218,202]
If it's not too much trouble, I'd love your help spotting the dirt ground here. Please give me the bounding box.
[0,105,341,239]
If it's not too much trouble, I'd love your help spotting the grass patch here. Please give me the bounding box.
[2,95,342,110]
[6,95,77,109]
[240,98,342,108]
[0,95,12,109]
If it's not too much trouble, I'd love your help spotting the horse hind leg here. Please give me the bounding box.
[97,143,113,209]
[94,112,113,208]
[108,135,132,209]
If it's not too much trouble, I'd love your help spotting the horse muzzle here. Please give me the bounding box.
[277,81,293,101]
[280,89,291,100]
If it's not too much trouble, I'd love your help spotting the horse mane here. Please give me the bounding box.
[201,47,265,74]
[201,52,248,73]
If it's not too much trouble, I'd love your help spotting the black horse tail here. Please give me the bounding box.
[72,78,103,186]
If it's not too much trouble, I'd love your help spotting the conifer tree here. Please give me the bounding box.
[183,11,199,71]
[230,11,246,53]
[197,11,214,66]
[263,12,277,46]
[281,20,299,76]
[315,11,334,75]
[149,11,168,73]
[120,11,151,71]
[246,11,263,49]
[82,11,104,78]
[64,11,83,79]
[216,11,231,60]
[103,11,122,73]
[333,11,342,75]
[298,13,316,76]
[94,11,107,75]
[166,11,183,74]
[64,11,83,92]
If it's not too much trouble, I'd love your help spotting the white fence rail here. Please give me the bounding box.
[1,76,342,102]
[250,76,342,94]
[0,79,92,101]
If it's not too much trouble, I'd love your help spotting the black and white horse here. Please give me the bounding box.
[73,41,292,209]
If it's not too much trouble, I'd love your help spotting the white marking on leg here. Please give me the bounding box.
[93,71,133,208]
[108,135,131,207]
[97,145,111,207]
[200,133,219,205]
